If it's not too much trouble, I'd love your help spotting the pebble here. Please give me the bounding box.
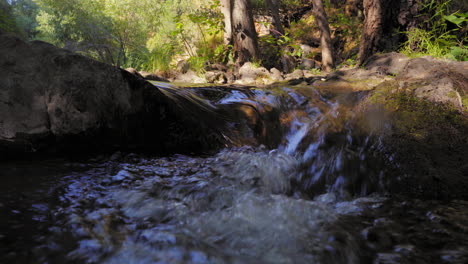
[111,170,133,182]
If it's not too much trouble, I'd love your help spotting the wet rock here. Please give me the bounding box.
[111,170,133,182]
[0,33,223,157]
[314,193,337,204]
[374,253,404,264]
[0,34,162,155]
[356,56,468,199]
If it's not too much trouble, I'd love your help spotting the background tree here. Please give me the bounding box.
[265,0,284,35]
[5,0,464,74]
[225,0,259,64]
[221,0,232,45]
[312,0,334,71]
[358,0,402,65]
[357,0,382,64]
[0,0,20,34]
[10,0,38,38]
[345,0,362,17]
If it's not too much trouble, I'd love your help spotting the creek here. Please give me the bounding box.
[1,83,468,264]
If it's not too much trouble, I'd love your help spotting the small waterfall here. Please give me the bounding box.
[151,82,386,199]
[4,83,468,264]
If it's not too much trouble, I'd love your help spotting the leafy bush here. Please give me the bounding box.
[400,0,468,61]
[0,0,21,34]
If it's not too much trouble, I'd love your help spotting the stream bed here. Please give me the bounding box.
[1,84,468,264]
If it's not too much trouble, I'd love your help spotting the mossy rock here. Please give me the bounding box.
[360,80,468,199]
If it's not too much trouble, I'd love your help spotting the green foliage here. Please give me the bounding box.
[258,35,282,69]
[0,0,39,38]
[450,45,468,60]
[36,0,125,64]
[187,56,207,74]
[34,0,205,71]
[369,84,467,139]
[213,43,234,64]
[10,0,39,38]
[0,0,20,34]
[309,68,322,75]
[444,12,468,26]
[462,96,468,111]
[137,43,175,73]
[342,57,358,68]
[187,0,223,37]
[402,27,454,58]
[287,14,316,44]
[400,0,468,61]
[259,33,302,69]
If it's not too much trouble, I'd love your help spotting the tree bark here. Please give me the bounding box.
[230,0,259,64]
[358,0,382,65]
[312,0,334,71]
[345,0,361,17]
[265,0,284,35]
[220,0,232,45]
[358,0,400,65]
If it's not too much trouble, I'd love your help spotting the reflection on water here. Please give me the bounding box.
[1,85,468,263]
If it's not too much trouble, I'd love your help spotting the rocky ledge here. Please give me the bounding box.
[0,33,225,158]
[329,53,468,199]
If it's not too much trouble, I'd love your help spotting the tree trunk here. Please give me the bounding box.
[221,0,232,45]
[345,0,361,17]
[312,0,334,71]
[265,0,284,35]
[358,0,382,65]
[230,0,259,64]
[358,0,400,65]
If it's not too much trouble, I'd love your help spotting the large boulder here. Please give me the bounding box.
[352,56,468,199]
[364,52,410,76]
[318,53,468,199]
[0,33,222,157]
[235,62,274,85]
[396,57,468,110]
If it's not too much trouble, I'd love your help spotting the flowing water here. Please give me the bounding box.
[1,83,468,264]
